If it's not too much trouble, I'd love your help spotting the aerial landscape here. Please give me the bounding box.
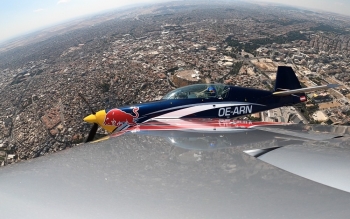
[2,0,350,165]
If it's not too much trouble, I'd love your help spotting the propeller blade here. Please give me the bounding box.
[86,123,98,143]
[78,93,96,115]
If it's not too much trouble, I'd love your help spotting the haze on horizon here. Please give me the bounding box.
[0,0,163,44]
[1,0,350,44]
[255,0,350,16]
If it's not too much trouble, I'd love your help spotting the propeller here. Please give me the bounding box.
[79,93,98,143]
[86,123,98,143]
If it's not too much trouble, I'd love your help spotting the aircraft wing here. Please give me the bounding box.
[273,84,339,96]
[1,122,350,218]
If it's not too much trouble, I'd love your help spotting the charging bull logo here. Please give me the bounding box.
[104,107,139,127]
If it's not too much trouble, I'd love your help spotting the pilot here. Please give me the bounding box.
[207,86,217,98]
[196,85,217,98]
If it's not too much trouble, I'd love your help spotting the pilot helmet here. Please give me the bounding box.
[207,86,216,95]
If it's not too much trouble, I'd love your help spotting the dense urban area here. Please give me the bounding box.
[2,1,350,165]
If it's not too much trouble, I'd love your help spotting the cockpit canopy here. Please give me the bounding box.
[162,84,230,100]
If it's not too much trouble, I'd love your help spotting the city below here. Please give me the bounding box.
[1,1,350,165]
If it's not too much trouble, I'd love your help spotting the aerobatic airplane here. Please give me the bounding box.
[83,66,338,142]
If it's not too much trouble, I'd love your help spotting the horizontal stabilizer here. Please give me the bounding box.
[272,84,339,96]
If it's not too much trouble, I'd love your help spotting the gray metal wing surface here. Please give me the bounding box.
[1,122,350,218]
[245,123,350,192]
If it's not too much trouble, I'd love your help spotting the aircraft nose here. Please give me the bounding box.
[84,114,97,124]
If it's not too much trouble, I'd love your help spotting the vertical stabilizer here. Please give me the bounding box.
[274,66,302,92]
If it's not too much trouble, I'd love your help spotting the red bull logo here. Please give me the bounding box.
[104,107,139,127]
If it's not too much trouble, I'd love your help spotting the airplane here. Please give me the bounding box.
[82,66,339,142]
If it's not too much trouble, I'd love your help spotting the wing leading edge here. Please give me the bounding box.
[272,84,339,96]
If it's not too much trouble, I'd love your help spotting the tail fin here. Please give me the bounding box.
[272,66,339,101]
[274,66,302,92]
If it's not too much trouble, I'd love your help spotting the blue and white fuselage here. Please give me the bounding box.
[83,66,337,139]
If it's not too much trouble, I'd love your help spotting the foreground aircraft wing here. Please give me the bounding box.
[1,122,350,218]
[245,140,350,193]
[273,84,339,96]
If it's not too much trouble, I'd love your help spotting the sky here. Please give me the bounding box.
[0,0,159,43]
[1,0,350,43]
